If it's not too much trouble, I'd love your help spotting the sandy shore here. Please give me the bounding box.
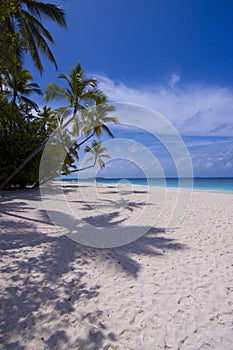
[0,182,232,350]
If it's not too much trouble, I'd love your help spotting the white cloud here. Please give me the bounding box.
[70,74,233,177]
[169,74,180,89]
[96,74,233,137]
[190,142,233,175]
[225,162,233,169]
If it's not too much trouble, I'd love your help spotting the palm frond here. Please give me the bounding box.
[99,124,115,138]
[98,159,105,169]
[24,82,42,95]
[18,16,43,73]
[102,115,119,123]
[45,83,67,102]
[100,154,111,159]
[22,15,57,70]
[24,0,67,28]
[84,145,92,153]
[19,95,39,110]
[58,73,70,83]
[20,10,54,43]
[85,156,94,164]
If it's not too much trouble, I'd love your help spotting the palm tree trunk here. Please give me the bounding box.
[0,110,77,190]
[0,140,47,190]
[0,117,96,190]
[67,130,95,157]
[63,158,97,174]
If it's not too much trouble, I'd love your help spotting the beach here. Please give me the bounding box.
[0,182,233,350]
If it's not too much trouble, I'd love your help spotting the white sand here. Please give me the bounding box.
[0,183,232,350]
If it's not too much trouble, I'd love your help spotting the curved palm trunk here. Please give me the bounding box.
[0,119,96,190]
[38,158,96,186]
[0,139,47,190]
[67,130,94,157]
[0,113,71,190]
[64,157,97,175]
[0,108,76,190]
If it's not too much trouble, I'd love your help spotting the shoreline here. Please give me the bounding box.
[2,184,233,195]
[57,178,233,194]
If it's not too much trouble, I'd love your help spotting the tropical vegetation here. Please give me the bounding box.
[0,1,118,190]
[0,0,66,74]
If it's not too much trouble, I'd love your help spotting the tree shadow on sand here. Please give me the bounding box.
[38,208,186,278]
[0,189,187,349]
[0,223,108,349]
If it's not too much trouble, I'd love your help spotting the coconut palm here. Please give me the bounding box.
[3,68,42,110]
[79,99,117,138]
[46,62,119,152]
[72,99,118,153]
[0,63,118,190]
[46,62,99,115]
[0,0,67,74]
[85,140,111,169]
[37,105,58,132]
[67,140,111,174]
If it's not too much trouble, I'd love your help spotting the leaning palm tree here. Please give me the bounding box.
[46,61,119,153]
[0,63,118,190]
[3,68,42,110]
[0,0,67,74]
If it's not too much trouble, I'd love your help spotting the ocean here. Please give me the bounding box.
[61,177,233,192]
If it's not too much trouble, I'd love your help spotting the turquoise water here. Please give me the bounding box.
[62,177,233,192]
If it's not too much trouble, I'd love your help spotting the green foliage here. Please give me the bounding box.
[2,67,42,108]
[85,140,111,169]
[0,62,118,189]
[0,99,48,188]
[0,1,22,72]
[45,62,119,175]
[0,1,118,189]
[0,0,67,74]
[46,62,99,114]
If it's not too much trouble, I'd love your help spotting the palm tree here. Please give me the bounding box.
[85,140,111,169]
[67,140,111,174]
[0,63,118,190]
[72,98,118,150]
[1,0,67,74]
[37,105,58,132]
[46,62,119,154]
[3,68,42,110]
[46,62,99,115]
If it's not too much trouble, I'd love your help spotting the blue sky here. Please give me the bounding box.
[27,0,233,177]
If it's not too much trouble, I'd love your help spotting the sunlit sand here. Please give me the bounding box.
[0,183,232,349]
